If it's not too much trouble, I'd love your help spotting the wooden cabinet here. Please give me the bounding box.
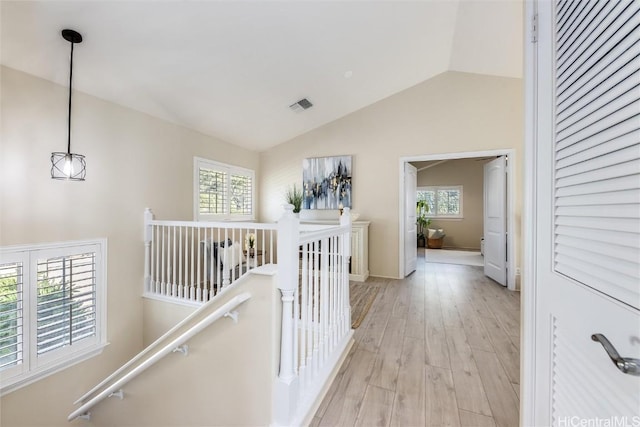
[349,221,370,281]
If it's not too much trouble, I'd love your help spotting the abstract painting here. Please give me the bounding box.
[302,156,352,210]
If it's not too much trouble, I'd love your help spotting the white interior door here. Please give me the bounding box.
[404,163,417,276]
[483,156,507,286]
[528,0,640,424]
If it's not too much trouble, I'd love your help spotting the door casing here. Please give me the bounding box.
[398,148,517,290]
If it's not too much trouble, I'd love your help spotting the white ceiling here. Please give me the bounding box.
[0,1,523,152]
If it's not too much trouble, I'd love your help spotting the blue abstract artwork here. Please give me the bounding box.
[302,156,352,210]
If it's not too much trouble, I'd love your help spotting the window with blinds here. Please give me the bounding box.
[417,186,463,218]
[194,157,255,220]
[199,168,227,215]
[0,262,23,371]
[0,240,106,394]
[553,0,640,308]
[36,253,97,356]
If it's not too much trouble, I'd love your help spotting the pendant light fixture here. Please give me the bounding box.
[51,29,86,180]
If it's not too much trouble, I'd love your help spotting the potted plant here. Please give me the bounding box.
[285,184,303,214]
[416,200,431,247]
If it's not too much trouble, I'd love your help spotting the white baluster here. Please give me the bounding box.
[341,208,352,333]
[144,208,154,294]
[321,236,329,366]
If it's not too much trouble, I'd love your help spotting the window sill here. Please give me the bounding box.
[0,342,109,396]
[429,216,464,221]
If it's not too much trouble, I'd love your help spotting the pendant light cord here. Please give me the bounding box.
[67,41,74,155]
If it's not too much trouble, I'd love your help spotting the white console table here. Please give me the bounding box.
[301,219,370,282]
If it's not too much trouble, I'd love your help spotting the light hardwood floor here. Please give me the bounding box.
[312,251,520,427]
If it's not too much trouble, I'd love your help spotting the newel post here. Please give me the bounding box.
[274,203,300,425]
[144,208,154,293]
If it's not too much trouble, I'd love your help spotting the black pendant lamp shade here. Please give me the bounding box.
[51,29,86,180]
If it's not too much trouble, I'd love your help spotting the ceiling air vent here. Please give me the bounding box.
[289,98,313,112]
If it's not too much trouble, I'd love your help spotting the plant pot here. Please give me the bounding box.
[417,236,426,247]
[427,237,444,249]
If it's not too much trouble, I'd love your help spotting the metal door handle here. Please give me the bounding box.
[591,334,640,376]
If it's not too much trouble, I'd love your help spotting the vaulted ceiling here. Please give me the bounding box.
[1,1,523,151]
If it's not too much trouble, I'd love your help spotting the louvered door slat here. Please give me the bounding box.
[554,0,640,310]
[557,2,637,91]
[556,215,639,233]
[555,174,639,197]
[557,0,586,37]
[555,158,640,188]
[555,255,637,301]
[556,235,640,266]
[556,224,640,247]
[556,144,639,178]
[556,51,639,126]
[557,0,611,62]
[555,188,640,208]
[556,203,639,219]
[556,129,639,167]
[557,71,640,138]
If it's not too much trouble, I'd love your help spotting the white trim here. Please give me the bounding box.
[522,0,539,425]
[193,157,256,221]
[398,149,517,291]
[0,238,108,396]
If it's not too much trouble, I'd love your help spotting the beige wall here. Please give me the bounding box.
[259,71,523,278]
[416,157,489,250]
[88,272,281,427]
[0,66,259,425]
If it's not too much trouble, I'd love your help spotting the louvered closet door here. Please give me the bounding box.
[554,0,640,308]
[531,0,640,425]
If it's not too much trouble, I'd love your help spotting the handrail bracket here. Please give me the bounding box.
[224,310,239,323]
[172,344,189,356]
[108,389,124,400]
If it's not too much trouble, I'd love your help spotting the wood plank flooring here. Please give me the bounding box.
[313,250,521,427]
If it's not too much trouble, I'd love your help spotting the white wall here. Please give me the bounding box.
[0,66,259,426]
[259,71,523,278]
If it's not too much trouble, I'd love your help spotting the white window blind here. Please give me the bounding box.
[553,0,640,309]
[417,186,463,218]
[0,261,24,371]
[36,252,97,356]
[194,157,255,220]
[0,240,106,394]
[199,168,227,215]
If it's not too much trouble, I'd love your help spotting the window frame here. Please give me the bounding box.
[0,239,107,395]
[194,157,256,221]
[417,185,464,219]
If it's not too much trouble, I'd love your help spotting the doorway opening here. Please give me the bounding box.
[398,149,517,290]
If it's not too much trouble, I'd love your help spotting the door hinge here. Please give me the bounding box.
[531,13,538,43]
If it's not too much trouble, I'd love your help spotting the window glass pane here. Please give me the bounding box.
[230,174,252,215]
[437,190,449,215]
[0,262,22,370]
[447,190,460,215]
[438,189,461,215]
[417,190,436,215]
[199,168,227,215]
[36,253,96,356]
[418,187,461,217]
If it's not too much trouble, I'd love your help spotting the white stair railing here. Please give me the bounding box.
[144,208,275,304]
[274,205,353,426]
[68,292,251,422]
